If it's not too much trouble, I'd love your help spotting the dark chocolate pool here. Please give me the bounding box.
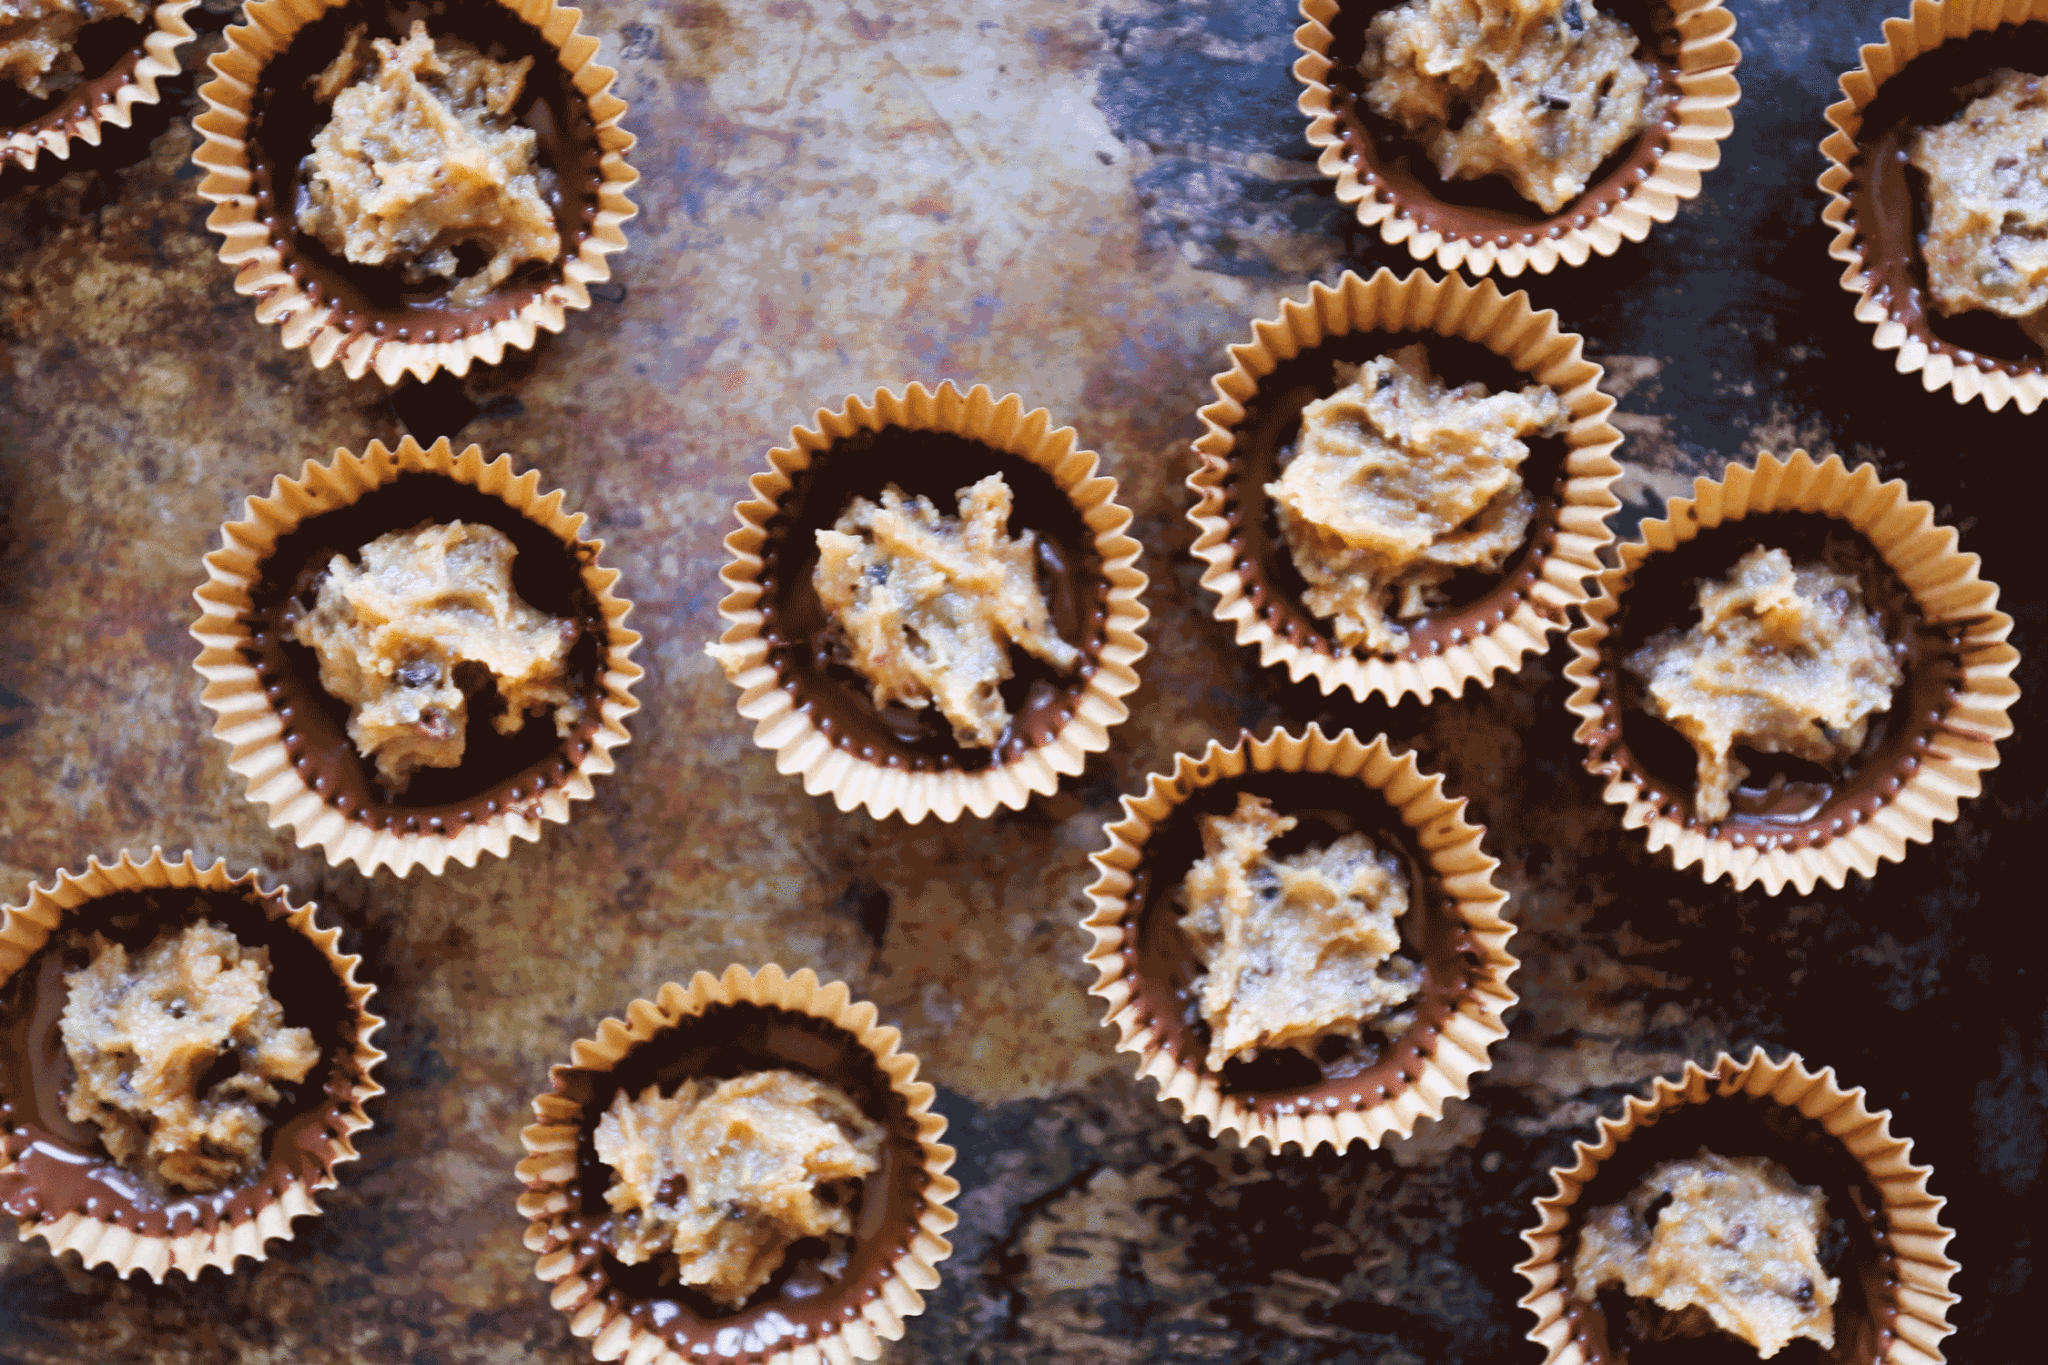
[242,470,610,834]
[0,884,369,1239]
[1580,513,1964,852]
[542,1002,933,1364]
[756,425,1110,772]
[1,17,155,165]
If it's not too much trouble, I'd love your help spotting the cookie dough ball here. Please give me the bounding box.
[0,0,152,99]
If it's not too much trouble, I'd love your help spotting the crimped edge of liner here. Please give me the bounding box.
[1293,0,1741,277]
[1515,1047,1959,1365]
[1186,267,1622,705]
[189,434,644,878]
[190,0,638,386]
[1817,0,2048,414]
[1562,449,2018,896]
[0,846,386,1281]
[1,0,196,175]
[514,963,960,1365]
[1079,723,1517,1154]
[710,379,1151,825]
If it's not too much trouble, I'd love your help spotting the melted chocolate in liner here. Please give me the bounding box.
[0,887,365,1239]
[1324,0,1682,244]
[1581,513,1965,851]
[242,0,605,337]
[1217,331,1573,663]
[1559,1092,1900,1365]
[759,426,1111,774]
[1844,24,2048,374]
[244,471,609,832]
[544,1004,930,1364]
[1121,770,1490,1119]
[0,18,150,156]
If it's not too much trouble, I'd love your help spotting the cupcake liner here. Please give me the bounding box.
[1186,267,1622,705]
[1294,0,1740,277]
[0,847,384,1281]
[1564,450,2018,896]
[189,435,643,878]
[1516,1048,1958,1365]
[1,0,195,176]
[1818,0,2048,414]
[711,380,1150,824]
[1079,724,1517,1154]
[191,0,638,385]
[515,964,959,1365]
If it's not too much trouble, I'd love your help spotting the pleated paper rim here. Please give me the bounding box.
[514,963,960,1365]
[711,380,1151,824]
[1817,0,2048,414]
[191,0,638,386]
[1,0,196,175]
[1515,1047,1959,1365]
[0,847,385,1281]
[1562,449,2019,896]
[1079,724,1517,1154]
[1293,0,1741,277]
[1186,267,1622,705]
[189,435,644,878]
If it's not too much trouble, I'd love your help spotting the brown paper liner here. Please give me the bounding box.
[1294,0,1740,277]
[189,435,643,878]
[1515,1048,1959,1365]
[1079,725,1517,1154]
[190,0,637,386]
[0,848,385,1281]
[1817,0,2048,414]
[711,380,1150,824]
[1186,268,1622,705]
[1563,450,2018,896]
[515,964,959,1365]
[1,1,195,175]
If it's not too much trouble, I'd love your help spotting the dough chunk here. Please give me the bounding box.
[1909,69,2048,349]
[1624,546,1901,824]
[1360,0,1656,213]
[1269,344,1564,653]
[59,920,321,1194]
[593,1070,886,1308]
[1573,1152,1839,1359]
[296,22,562,309]
[288,520,585,791]
[813,474,1081,749]
[0,0,151,99]
[1177,793,1423,1072]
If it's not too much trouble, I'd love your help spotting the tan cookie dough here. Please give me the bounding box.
[1360,0,1657,214]
[1268,343,1565,654]
[1624,546,1902,824]
[813,474,1081,749]
[1909,68,2048,350]
[58,920,321,1195]
[287,520,585,791]
[1177,793,1423,1072]
[1573,1152,1840,1359]
[296,22,562,310]
[0,0,151,100]
[593,1069,885,1308]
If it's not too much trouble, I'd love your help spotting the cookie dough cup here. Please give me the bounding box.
[1080,725,1516,1154]
[191,435,642,878]
[1564,450,2017,896]
[1516,1048,1958,1365]
[1,0,194,175]
[1819,0,2048,414]
[712,380,1149,824]
[0,848,384,1280]
[1294,0,1739,277]
[1187,268,1621,705]
[191,0,637,385]
[516,964,959,1365]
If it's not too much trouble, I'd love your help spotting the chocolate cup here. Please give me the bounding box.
[1,2,195,176]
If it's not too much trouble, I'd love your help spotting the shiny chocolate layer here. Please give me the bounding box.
[0,20,150,159]
[758,426,1109,773]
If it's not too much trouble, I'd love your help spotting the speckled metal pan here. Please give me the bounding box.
[1,0,195,176]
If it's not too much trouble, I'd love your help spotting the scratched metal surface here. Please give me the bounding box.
[0,0,2040,1361]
